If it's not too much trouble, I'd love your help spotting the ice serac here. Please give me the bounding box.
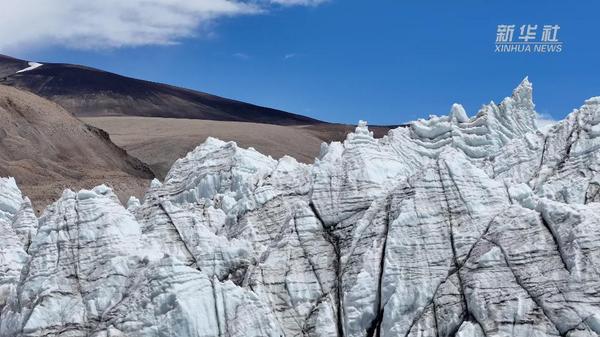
[0,177,31,333]
[2,78,600,337]
[0,183,283,337]
[534,97,600,204]
[379,149,509,337]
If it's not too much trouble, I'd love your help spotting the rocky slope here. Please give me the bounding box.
[2,78,600,337]
[0,85,153,212]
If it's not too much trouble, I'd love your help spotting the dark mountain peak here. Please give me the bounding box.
[0,54,323,126]
[0,54,29,78]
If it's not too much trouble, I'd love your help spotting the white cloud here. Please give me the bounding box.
[284,53,296,59]
[0,0,324,51]
[536,112,557,133]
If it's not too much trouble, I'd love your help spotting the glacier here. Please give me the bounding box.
[1,78,600,336]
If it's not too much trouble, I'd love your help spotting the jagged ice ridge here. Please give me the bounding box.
[1,78,600,337]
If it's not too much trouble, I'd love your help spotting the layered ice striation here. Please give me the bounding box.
[2,78,600,337]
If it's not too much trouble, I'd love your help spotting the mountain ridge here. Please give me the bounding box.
[0,54,323,125]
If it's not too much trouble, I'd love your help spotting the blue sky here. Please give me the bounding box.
[6,1,600,125]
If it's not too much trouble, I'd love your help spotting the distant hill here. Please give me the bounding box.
[0,54,322,125]
[82,116,393,179]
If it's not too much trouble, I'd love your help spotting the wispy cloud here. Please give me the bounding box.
[536,112,557,133]
[284,53,297,60]
[0,0,326,52]
[271,0,328,6]
[233,52,250,60]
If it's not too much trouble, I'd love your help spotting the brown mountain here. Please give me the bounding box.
[0,84,154,212]
[0,54,321,125]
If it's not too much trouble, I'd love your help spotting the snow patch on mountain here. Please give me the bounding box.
[15,62,42,73]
